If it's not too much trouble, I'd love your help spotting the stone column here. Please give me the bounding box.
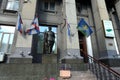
[10,0,37,60]
[114,0,120,53]
[91,0,117,60]
[61,0,82,63]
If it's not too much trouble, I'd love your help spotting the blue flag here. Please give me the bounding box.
[77,18,93,37]
[67,23,71,37]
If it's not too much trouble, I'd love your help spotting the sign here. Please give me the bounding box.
[0,52,4,62]
[60,70,71,78]
[103,20,115,37]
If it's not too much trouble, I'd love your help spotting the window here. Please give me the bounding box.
[50,2,55,10]
[0,0,2,9]
[76,2,88,16]
[0,25,15,54]
[44,1,55,11]
[6,0,19,11]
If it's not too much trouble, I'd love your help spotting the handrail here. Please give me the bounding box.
[88,55,120,80]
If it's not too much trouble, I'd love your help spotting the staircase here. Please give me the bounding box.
[1,55,120,80]
[0,63,97,80]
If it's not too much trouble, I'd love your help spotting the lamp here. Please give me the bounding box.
[24,0,31,3]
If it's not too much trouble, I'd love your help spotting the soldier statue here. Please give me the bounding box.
[44,27,55,54]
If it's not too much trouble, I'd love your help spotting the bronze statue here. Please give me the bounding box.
[44,27,55,54]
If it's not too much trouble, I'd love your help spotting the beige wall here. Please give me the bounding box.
[91,0,117,58]
[16,0,37,47]
[115,0,120,21]
[97,0,109,20]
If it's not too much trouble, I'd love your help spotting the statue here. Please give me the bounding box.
[44,27,55,54]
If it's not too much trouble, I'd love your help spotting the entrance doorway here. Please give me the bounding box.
[78,31,88,63]
[32,25,57,63]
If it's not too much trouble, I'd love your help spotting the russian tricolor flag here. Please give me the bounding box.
[26,17,40,35]
[16,13,23,34]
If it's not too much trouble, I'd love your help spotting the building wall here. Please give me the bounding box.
[11,0,37,59]
[60,0,81,60]
[115,0,120,53]
[0,0,37,60]
[0,0,120,64]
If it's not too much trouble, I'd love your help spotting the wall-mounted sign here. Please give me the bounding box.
[103,20,115,38]
[60,70,71,79]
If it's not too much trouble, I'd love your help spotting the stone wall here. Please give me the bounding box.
[0,63,88,80]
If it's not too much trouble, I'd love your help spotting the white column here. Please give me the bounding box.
[61,0,81,59]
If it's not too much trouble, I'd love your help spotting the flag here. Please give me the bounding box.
[16,13,23,34]
[67,22,71,37]
[26,17,40,35]
[65,18,71,37]
[77,18,93,37]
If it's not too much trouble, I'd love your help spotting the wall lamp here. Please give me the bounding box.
[24,0,31,3]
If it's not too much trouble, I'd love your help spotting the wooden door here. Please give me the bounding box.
[78,31,88,63]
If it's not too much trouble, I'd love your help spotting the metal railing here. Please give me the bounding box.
[88,55,120,80]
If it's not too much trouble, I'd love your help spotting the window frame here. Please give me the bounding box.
[0,0,2,9]
[43,1,56,13]
[1,0,20,14]
[0,25,15,54]
[6,0,19,11]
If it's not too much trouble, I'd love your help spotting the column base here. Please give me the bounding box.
[99,58,120,67]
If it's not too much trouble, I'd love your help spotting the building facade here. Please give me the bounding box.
[0,0,120,65]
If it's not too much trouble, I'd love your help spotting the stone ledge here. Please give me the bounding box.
[9,58,32,63]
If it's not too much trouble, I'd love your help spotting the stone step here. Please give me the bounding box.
[0,64,58,80]
[8,58,32,63]
[0,63,90,80]
[58,71,97,80]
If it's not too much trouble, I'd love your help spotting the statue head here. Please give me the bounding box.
[48,27,52,31]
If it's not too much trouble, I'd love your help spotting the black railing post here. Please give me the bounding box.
[88,56,91,70]
[94,62,99,80]
[98,64,102,80]
[102,67,107,80]
[91,58,95,74]
[108,70,112,80]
